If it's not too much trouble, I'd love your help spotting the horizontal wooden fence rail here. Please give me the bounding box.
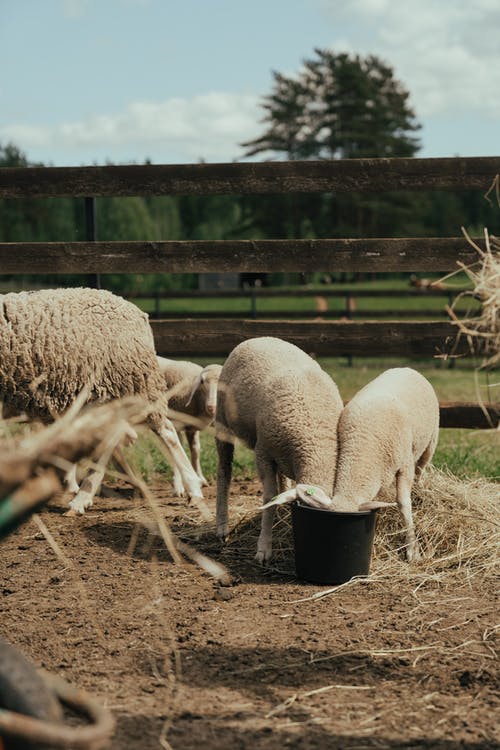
[1,156,499,198]
[150,320,498,428]
[146,309,456,320]
[0,237,481,274]
[339,401,498,430]
[150,319,468,358]
[437,402,499,429]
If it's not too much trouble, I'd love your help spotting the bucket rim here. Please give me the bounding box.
[293,500,377,517]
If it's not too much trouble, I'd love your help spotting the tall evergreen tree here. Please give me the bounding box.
[240,49,425,279]
[242,49,421,160]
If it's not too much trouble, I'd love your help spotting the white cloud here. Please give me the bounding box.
[0,92,261,164]
[318,0,500,118]
[61,0,90,19]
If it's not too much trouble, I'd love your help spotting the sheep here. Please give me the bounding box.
[0,287,204,514]
[329,367,440,561]
[156,356,222,495]
[215,336,344,563]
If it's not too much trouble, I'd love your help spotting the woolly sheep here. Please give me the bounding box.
[215,337,343,563]
[156,356,222,495]
[0,288,203,513]
[330,367,440,561]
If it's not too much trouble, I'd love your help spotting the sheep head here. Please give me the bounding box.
[186,364,222,418]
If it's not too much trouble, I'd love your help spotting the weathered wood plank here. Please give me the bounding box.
[150,319,468,358]
[1,156,499,198]
[0,237,480,273]
[148,309,455,320]
[340,401,499,429]
[438,402,499,429]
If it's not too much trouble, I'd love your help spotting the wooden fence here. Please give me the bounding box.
[0,156,499,429]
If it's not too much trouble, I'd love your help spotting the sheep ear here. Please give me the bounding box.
[296,484,333,509]
[259,487,298,510]
[185,373,203,406]
[358,500,397,511]
[259,484,334,511]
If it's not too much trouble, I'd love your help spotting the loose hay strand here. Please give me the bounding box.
[447,226,500,371]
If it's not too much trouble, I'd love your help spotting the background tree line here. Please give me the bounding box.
[0,50,496,294]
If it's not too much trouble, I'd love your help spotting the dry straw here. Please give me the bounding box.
[0,396,230,582]
[200,465,499,586]
[445,225,500,371]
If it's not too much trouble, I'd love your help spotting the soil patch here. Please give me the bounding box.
[1,479,498,749]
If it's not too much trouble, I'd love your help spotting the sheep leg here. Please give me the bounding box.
[216,438,234,540]
[171,465,185,497]
[415,433,438,480]
[167,428,191,497]
[156,419,203,501]
[64,463,80,494]
[186,427,208,486]
[170,429,186,497]
[396,466,420,562]
[66,465,105,515]
[277,473,291,493]
[255,450,278,564]
[66,426,140,515]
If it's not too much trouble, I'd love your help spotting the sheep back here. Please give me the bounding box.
[216,337,343,490]
[0,288,166,423]
[336,367,440,495]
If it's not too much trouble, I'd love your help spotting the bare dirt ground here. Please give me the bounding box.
[1,478,498,750]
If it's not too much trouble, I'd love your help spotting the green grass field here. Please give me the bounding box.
[136,276,479,318]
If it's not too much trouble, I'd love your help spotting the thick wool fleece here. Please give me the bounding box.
[0,288,167,428]
[216,337,343,494]
[158,358,204,419]
[333,367,440,506]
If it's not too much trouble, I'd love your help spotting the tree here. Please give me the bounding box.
[242,49,421,160]
[239,50,425,280]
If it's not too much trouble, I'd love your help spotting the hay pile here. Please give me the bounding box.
[203,466,499,583]
[448,227,500,370]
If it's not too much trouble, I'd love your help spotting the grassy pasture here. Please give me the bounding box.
[135,276,480,318]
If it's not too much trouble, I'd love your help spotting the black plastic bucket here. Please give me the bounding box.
[291,502,378,584]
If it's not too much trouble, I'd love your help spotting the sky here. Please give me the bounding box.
[1,0,499,167]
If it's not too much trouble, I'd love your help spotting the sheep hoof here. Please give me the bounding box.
[216,522,229,542]
[172,484,186,497]
[406,545,422,562]
[68,492,93,515]
[198,475,209,487]
[255,547,272,565]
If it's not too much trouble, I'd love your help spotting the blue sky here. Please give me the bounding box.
[1,0,498,166]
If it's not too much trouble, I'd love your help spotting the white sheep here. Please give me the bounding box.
[156,356,222,495]
[215,336,343,563]
[329,367,439,561]
[0,288,204,514]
